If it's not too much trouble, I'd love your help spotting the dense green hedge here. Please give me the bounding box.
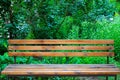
[81,17,120,61]
[0,0,120,80]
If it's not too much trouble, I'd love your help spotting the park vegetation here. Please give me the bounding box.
[0,0,120,80]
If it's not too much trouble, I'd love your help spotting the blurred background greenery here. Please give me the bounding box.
[0,0,120,80]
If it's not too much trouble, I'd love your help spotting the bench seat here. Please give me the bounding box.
[2,64,120,76]
[1,39,120,80]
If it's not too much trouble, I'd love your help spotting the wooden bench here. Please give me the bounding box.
[1,39,120,80]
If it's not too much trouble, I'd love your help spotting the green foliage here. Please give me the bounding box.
[0,0,120,80]
[56,16,73,39]
[81,16,120,61]
[0,0,11,15]
[68,25,79,39]
[0,39,7,55]
[0,0,116,39]
[115,0,120,13]
[73,0,115,22]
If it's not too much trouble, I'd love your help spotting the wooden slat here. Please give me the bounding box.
[6,64,117,68]
[2,64,120,76]
[9,46,114,50]
[8,39,114,44]
[9,52,114,57]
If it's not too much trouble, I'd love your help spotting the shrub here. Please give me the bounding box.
[56,16,73,39]
[81,16,120,61]
[0,39,7,55]
[68,25,79,39]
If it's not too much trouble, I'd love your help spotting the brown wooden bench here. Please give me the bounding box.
[1,39,120,80]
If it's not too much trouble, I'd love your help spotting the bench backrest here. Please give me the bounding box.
[8,39,114,57]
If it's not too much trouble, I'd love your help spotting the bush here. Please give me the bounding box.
[81,16,120,61]
[0,39,7,55]
[56,16,73,39]
[68,25,79,39]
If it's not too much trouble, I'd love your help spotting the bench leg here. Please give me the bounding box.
[114,75,117,80]
[106,76,108,80]
[7,76,10,80]
[7,76,18,80]
[11,76,18,80]
[14,77,17,80]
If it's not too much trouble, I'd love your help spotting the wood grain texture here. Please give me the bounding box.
[8,39,114,44]
[9,46,114,50]
[8,40,114,57]
[2,39,119,77]
[9,52,114,56]
[2,64,120,76]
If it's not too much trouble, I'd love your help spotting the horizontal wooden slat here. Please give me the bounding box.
[9,52,114,57]
[9,46,114,50]
[8,39,114,44]
[6,64,117,68]
[2,64,120,76]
